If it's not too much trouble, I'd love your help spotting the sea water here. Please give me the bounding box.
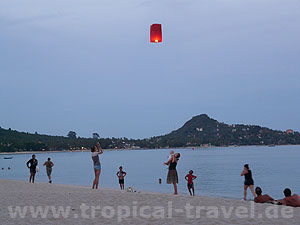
[0,145,299,199]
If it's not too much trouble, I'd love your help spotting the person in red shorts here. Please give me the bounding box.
[185,170,197,196]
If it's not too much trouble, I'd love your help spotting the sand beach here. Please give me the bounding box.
[0,179,299,225]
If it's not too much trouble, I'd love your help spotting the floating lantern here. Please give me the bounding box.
[150,24,162,43]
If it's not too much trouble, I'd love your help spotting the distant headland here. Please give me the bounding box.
[1,114,299,152]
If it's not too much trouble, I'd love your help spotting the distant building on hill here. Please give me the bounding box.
[286,129,294,135]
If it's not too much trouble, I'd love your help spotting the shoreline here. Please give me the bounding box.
[0,179,299,224]
[0,178,210,198]
[0,177,240,200]
[1,144,300,155]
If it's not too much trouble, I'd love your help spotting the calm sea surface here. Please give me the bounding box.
[0,146,299,199]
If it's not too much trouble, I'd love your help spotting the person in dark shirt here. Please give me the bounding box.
[254,187,274,204]
[26,154,38,183]
[116,166,127,190]
[164,153,181,195]
[240,164,256,200]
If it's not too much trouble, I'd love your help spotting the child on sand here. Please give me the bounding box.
[116,166,127,190]
[185,170,197,196]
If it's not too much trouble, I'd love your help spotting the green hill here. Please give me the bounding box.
[152,114,300,147]
[1,114,300,152]
[0,128,134,152]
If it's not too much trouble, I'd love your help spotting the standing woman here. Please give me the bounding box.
[91,142,103,189]
[165,153,181,195]
[241,164,256,200]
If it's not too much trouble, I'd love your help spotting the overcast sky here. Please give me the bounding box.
[1,0,300,139]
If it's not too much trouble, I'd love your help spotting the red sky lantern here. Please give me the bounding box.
[150,24,162,43]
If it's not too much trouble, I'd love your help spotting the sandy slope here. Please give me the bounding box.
[0,179,299,225]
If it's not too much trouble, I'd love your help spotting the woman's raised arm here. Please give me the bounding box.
[164,156,173,165]
[96,142,103,154]
[241,169,247,176]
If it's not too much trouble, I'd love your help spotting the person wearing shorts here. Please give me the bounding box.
[26,155,38,183]
[116,166,127,190]
[91,142,103,189]
[43,158,54,183]
[241,164,256,200]
[185,170,197,196]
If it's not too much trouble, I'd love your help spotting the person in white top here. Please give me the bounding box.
[91,142,103,189]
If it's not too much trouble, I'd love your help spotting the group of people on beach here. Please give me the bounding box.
[241,164,300,207]
[24,143,299,207]
[90,143,195,194]
[91,142,127,190]
[26,155,54,183]
[162,151,300,206]
[163,150,197,196]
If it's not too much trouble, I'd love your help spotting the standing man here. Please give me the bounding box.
[43,158,54,183]
[26,155,38,183]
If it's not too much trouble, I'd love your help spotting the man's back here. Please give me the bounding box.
[254,194,274,203]
[283,194,300,207]
[44,161,53,168]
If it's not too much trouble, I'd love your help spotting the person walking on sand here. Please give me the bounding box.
[43,158,54,183]
[241,164,256,200]
[185,170,197,196]
[116,166,127,190]
[91,142,103,189]
[26,154,38,183]
[164,153,180,195]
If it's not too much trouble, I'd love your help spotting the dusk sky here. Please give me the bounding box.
[1,0,300,139]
